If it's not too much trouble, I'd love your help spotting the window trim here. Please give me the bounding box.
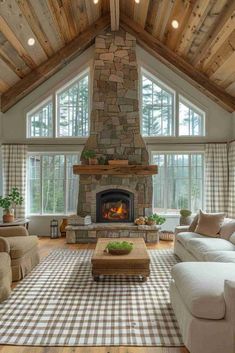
[27,151,80,216]
[140,66,207,138]
[178,95,206,137]
[140,67,176,137]
[26,96,53,139]
[55,68,90,138]
[151,150,205,214]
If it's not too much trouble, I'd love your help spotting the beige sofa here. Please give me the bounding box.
[0,226,39,281]
[170,218,235,353]
[0,252,11,302]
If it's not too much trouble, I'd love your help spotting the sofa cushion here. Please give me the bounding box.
[205,251,235,263]
[176,232,204,248]
[7,236,38,259]
[195,210,225,237]
[171,262,235,320]
[188,214,199,232]
[186,238,235,261]
[220,219,235,240]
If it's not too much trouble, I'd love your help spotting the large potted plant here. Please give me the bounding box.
[0,187,24,223]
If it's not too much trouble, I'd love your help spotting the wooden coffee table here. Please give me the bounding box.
[91,237,150,282]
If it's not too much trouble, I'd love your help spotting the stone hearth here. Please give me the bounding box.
[67,29,154,243]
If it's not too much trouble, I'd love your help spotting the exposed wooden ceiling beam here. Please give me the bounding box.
[1,15,110,113]
[133,0,150,29]
[17,0,54,58]
[192,0,235,67]
[120,13,235,112]
[0,48,25,78]
[110,0,119,31]
[0,15,36,69]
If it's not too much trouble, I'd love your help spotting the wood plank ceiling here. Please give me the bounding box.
[0,0,234,112]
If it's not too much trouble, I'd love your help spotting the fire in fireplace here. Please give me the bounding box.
[96,189,134,223]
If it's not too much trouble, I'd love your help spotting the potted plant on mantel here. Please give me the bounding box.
[81,150,98,165]
[0,187,24,223]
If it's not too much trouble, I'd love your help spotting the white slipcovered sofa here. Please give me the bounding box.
[170,218,235,353]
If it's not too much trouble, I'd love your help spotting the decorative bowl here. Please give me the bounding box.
[104,241,133,255]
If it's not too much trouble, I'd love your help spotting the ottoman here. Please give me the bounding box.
[0,252,12,302]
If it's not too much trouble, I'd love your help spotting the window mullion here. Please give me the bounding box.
[40,156,43,215]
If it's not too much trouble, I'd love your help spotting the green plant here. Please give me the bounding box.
[180,209,192,217]
[0,187,23,212]
[148,213,166,225]
[81,150,96,160]
[98,156,106,165]
[106,241,133,252]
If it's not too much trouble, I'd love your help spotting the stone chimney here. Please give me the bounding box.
[83,29,149,165]
[77,29,153,221]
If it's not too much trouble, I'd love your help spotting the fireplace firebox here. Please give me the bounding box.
[96,189,134,223]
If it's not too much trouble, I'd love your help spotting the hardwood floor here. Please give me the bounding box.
[2,237,189,353]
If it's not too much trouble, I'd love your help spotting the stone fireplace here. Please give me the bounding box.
[77,29,153,220]
[66,29,158,243]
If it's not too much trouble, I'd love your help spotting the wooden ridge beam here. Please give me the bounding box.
[110,0,119,31]
[120,13,235,112]
[1,15,110,113]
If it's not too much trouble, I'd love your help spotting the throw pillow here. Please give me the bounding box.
[195,210,225,237]
[188,214,199,232]
[229,232,235,245]
[220,219,235,240]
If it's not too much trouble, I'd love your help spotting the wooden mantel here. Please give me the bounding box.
[73,165,158,176]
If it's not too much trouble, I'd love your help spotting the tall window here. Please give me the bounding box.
[27,98,53,137]
[152,152,204,213]
[27,153,79,215]
[179,96,205,136]
[56,73,89,137]
[141,72,174,136]
[140,68,206,137]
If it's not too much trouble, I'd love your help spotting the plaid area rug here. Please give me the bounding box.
[0,249,183,346]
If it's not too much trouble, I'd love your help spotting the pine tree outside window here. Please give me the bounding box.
[27,98,53,138]
[56,72,89,137]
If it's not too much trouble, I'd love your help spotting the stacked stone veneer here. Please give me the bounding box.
[77,29,153,222]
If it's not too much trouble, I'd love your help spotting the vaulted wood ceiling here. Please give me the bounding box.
[0,0,234,112]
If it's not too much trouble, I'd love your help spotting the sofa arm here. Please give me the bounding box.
[0,226,29,238]
[175,225,190,236]
[224,280,235,327]
[0,237,10,253]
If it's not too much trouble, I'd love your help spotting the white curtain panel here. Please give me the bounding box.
[205,143,228,213]
[228,141,235,218]
[2,145,28,218]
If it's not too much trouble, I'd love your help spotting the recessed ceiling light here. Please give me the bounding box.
[135,0,140,3]
[27,37,35,46]
[171,20,179,29]
[93,0,99,4]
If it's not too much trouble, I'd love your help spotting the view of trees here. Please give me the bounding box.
[28,154,79,215]
[179,99,204,136]
[28,100,53,137]
[152,153,203,213]
[57,74,89,137]
[141,75,173,136]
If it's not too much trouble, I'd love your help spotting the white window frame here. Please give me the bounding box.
[26,96,53,138]
[140,66,207,138]
[27,151,80,216]
[55,68,90,138]
[151,151,205,214]
[178,95,206,137]
[140,67,176,137]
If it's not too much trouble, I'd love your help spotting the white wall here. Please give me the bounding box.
[1,45,234,235]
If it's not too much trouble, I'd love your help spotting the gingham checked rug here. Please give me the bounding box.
[0,249,183,346]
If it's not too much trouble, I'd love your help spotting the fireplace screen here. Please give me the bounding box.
[96,189,134,223]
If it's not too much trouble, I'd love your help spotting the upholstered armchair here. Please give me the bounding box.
[0,226,39,281]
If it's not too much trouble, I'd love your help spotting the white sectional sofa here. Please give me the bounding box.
[170,218,235,353]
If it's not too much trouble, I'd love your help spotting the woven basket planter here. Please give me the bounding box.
[159,231,174,241]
